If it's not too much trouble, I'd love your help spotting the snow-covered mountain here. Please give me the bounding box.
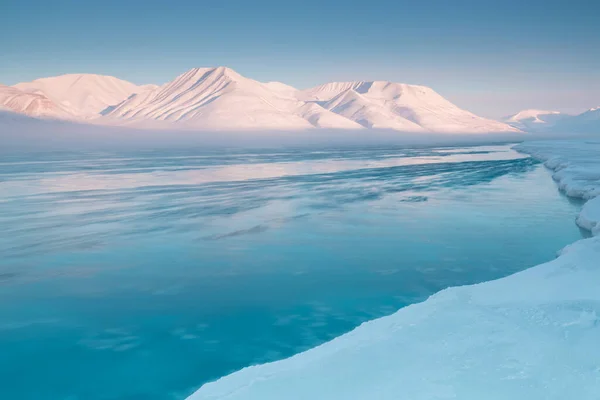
[14,74,155,118]
[504,107,600,133]
[102,67,363,130]
[298,81,519,133]
[4,67,526,133]
[320,88,425,131]
[263,81,298,98]
[102,68,518,133]
[0,84,74,119]
[503,109,565,131]
[552,107,600,133]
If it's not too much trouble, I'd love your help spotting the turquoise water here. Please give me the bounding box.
[0,144,586,399]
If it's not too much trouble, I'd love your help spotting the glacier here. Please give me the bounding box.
[187,139,600,400]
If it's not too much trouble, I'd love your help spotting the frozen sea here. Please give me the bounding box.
[0,144,587,399]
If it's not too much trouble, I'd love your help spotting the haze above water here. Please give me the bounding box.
[0,143,586,399]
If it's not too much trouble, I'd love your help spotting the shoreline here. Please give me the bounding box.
[187,139,600,400]
[514,141,600,236]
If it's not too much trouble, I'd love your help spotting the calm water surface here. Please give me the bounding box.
[0,144,585,399]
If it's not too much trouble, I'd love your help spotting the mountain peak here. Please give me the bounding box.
[14,74,151,117]
[503,109,566,132]
[506,109,562,123]
[297,81,438,104]
[324,88,369,109]
[179,66,243,83]
[0,84,74,119]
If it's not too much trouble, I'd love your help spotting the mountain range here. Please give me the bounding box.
[1,67,597,134]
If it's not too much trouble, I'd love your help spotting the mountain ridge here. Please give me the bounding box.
[102,67,364,130]
[505,107,600,133]
[503,109,566,132]
[0,84,74,119]
[14,73,154,118]
[299,80,519,133]
[0,67,534,133]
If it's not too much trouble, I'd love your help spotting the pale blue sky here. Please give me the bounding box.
[1,0,598,117]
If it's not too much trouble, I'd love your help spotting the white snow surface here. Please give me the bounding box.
[263,81,298,98]
[14,73,152,118]
[517,140,600,234]
[188,139,600,400]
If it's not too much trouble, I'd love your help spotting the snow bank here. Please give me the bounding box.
[516,140,600,234]
[187,139,600,400]
[578,197,600,235]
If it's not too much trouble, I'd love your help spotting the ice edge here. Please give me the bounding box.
[186,140,600,400]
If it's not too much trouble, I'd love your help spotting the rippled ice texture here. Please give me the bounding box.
[0,144,585,399]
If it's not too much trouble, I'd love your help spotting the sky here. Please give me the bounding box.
[1,0,599,118]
